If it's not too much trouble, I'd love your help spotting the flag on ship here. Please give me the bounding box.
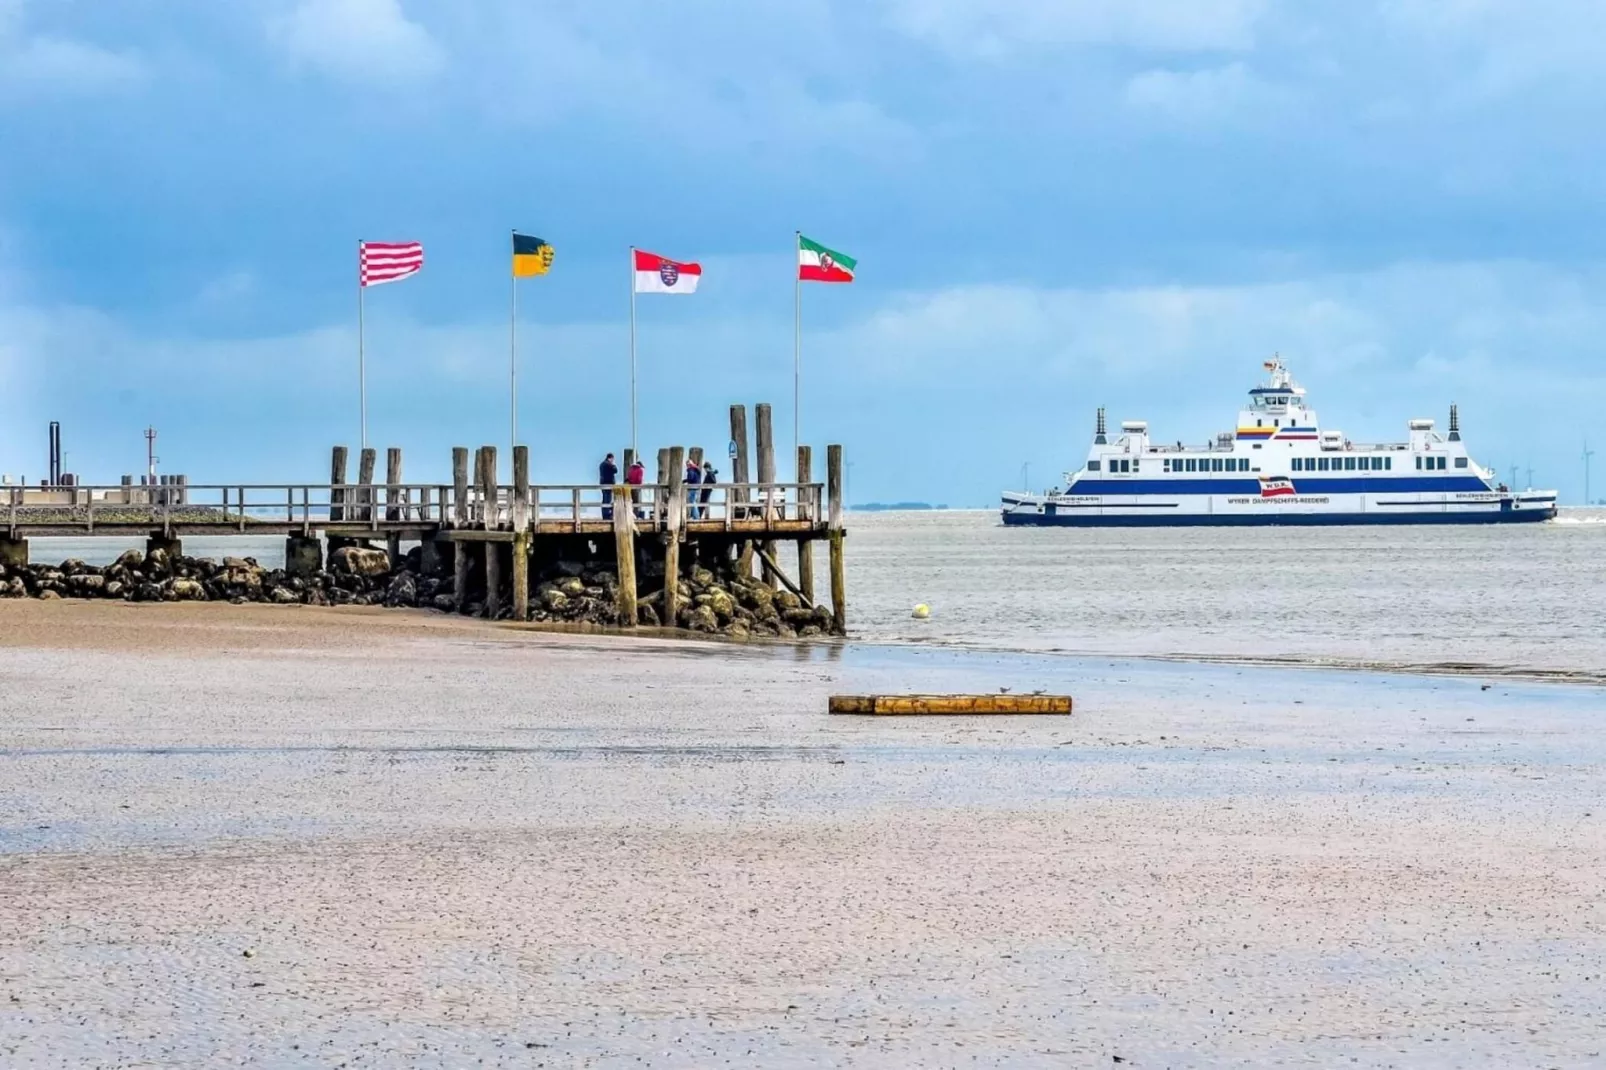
[1259,476,1296,498]
[798,235,855,283]
[633,249,702,294]
[359,241,423,287]
[512,233,555,277]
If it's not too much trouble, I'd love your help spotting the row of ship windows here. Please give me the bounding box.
[1158,458,1252,473]
[1292,456,1393,471]
[1096,455,1467,475]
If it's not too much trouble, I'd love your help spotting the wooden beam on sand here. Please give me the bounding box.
[829,694,1073,715]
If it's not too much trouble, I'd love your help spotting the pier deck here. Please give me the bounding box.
[2,405,848,631]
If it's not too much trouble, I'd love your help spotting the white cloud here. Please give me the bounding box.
[0,0,145,98]
[269,0,445,85]
[1378,0,1606,98]
[1122,62,1280,126]
[882,0,1268,57]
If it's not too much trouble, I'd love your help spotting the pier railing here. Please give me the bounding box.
[4,481,823,537]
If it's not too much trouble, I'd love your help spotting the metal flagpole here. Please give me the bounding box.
[793,230,801,471]
[510,230,518,457]
[629,246,638,455]
[358,239,367,450]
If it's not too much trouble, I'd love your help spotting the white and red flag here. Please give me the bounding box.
[360,241,424,287]
[633,249,701,294]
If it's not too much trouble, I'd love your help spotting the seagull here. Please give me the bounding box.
[1031,689,1045,696]
[998,686,1012,694]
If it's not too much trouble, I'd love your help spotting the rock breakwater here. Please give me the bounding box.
[0,545,840,639]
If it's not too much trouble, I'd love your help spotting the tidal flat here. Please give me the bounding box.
[2,601,1603,1067]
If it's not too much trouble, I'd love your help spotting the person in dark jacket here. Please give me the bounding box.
[685,457,703,519]
[599,453,618,519]
[625,458,646,518]
[700,461,717,517]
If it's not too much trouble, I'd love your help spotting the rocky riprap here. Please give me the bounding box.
[1,545,841,639]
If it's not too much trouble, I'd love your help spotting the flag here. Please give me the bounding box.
[512,232,554,277]
[360,241,423,287]
[798,234,855,283]
[633,249,702,294]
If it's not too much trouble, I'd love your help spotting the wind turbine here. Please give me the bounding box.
[1580,436,1593,504]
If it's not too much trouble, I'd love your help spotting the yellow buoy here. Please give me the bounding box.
[911,603,931,619]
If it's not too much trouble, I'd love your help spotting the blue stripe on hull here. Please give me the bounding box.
[1001,509,1555,527]
[1071,476,1490,495]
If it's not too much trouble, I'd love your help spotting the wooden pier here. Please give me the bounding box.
[1,405,847,633]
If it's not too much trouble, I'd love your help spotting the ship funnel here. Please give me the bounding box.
[1448,403,1460,441]
[1094,406,1107,445]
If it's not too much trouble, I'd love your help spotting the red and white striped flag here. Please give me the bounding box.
[359,240,424,287]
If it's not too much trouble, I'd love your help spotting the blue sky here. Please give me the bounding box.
[3,0,1604,503]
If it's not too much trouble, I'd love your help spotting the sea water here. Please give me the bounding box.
[29,508,1606,679]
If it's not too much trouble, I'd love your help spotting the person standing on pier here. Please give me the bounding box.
[599,452,618,519]
[685,456,703,518]
[701,460,717,518]
[626,457,646,518]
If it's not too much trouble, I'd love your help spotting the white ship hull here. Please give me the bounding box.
[1002,489,1558,526]
[1001,359,1558,528]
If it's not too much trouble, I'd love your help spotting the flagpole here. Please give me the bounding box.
[793,230,802,471]
[358,239,367,451]
[630,246,640,455]
[510,230,518,457]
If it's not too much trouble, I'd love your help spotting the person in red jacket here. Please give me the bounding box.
[625,458,646,518]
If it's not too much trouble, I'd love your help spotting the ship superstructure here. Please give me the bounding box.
[1001,359,1557,526]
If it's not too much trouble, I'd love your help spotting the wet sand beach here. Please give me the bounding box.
[3,600,1604,1067]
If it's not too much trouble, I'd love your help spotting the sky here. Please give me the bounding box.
[3,0,1605,504]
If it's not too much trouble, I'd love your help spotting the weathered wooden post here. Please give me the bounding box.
[384,447,403,560]
[452,447,471,612]
[357,447,376,524]
[796,444,815,603]
[755,403,778,588]
[385,448,402,520]
[512,444,531,622]
[664,445,685,627]
[613,481,637,627]
[827,443,846,634]
[729,404,751,575]
[480,445,500,618]
[329,445,348,522]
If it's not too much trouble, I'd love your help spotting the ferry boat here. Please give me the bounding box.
[1001,359,1558,527]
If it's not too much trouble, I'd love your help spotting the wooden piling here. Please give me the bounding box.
[656,447,669,487]
[613,483,637,627]
[665,445,685,626]
[385,447,402,521]
[729,404,751,575]
[329,446,348,522]
[796,445,815,603]
[827,443,846,634]
[451,447,469,526]
[755,403,778,588]
[512,445,531,622]
[480,446,500,618]
[357,447,376,523]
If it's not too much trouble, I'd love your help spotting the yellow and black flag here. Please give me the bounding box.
[512,232,554,277]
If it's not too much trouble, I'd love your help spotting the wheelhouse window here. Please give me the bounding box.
[1087,460,1100,472]
[1385,457,1393,470]
[1455,457,1468,468]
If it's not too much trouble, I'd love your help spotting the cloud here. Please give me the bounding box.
[0,0,145,97]
[268,0,445,85]
[882,0,1268,57]
[1122,62,1282,126]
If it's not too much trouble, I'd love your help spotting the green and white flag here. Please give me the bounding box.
[797,235,855,283]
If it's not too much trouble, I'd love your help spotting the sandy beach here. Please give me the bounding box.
[3,600,1604,1067]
